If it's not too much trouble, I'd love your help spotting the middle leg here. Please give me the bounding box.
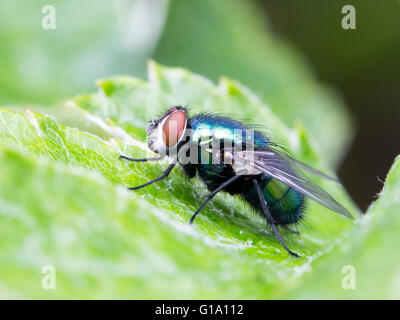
[190,175,242,224]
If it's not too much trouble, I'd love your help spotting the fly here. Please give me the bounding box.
[119,106,353,257]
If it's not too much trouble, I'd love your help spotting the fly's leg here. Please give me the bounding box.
[252,179,299,258]
[128,162,176,190]
[189,175,242,224]
[119,155,162,162]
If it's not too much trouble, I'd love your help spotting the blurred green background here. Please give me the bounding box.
[0,0,399,210]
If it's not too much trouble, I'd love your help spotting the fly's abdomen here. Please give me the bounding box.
[244,174,304,225]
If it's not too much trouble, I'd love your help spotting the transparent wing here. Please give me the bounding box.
[239,149,353,219]
[252,150,339,182]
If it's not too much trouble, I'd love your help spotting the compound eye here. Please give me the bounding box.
[162,110,187,147]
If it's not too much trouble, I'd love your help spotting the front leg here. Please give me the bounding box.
[119,155,162,162]
[127,162,176,190]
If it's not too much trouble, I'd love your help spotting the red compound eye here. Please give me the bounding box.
[162,110,187,147]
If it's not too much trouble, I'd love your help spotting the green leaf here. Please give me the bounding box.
[284,156,400,299]
[0,63,357,298]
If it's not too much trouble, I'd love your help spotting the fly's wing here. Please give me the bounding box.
[278,152,339,183]
[235,149,353,219]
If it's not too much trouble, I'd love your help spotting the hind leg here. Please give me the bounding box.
[252,179,299,258]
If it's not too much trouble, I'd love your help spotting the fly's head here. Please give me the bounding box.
[146,106,188,155]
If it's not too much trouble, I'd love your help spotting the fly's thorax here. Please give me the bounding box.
[191,124,245,146]
[174,125,261,171]
[187,123,258,166]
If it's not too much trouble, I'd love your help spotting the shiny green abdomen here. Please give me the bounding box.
[243,175,304,225]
